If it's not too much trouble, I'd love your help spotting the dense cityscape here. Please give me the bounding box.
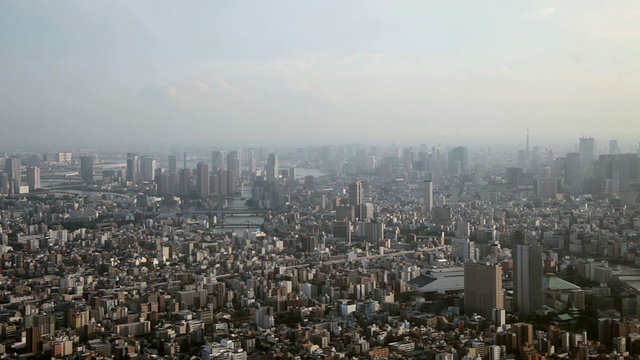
[1,137,640,359]
[2,1,640,359]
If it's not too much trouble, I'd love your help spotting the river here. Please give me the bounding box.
[611,264,640,292]
[213,185,264,234]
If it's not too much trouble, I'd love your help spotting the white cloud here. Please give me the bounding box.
[137,82,183,104]
[214,79,239,94]
[191,81,210,94]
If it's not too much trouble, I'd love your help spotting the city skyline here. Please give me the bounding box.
[1,1,640,147]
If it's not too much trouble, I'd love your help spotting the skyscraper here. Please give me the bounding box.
[126,153,139,185]
[266,153,278,182]
[565,153,582,194]
[211,150,224,171]
[140,156,156,182]
[27,166,41,191]
[423,178,433,212]
[179,168,192,196]
[226,169,236,194]
[5,157,21,194]
[227,150,241,179]
[579,137,596,171]
[168,155,177,173]
[449,146,469,175]
[196,162,210,198]
[348,180,363,220]
[80,156,94,183]
[464,262,503,318]
[514,243,543,316]
[217,168,227,196]
[609,139,620,155]
[158,171,170,195]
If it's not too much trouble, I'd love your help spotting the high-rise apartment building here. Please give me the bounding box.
[227,150,241,179]
[5,157,21,193]
[514,243,543,316]
[26,166,40,191]
[217,168,227,196]
[126,153,139,185]
[158,171,170,196]
[80,156,94,183]
[196,162,210,198]
[464,262,503,318]
[423,178,433,212]
[348,180,363,220]
[5,157,21,195]
[179,168,192,196]
[266,153,278,182]
[211,150,224,171]
[169,172,179,195]
[226,169,236,194]
[140,156,156,182]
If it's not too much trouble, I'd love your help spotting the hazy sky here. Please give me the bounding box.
[1,1,639,149]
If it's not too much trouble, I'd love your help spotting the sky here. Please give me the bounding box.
[1,1,639,150]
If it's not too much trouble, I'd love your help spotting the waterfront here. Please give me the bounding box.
[612,264,640,292]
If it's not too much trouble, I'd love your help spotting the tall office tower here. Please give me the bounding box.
[5,157,21,194]
[217,168,227,196]
[511,323,534,348]
[0,173,8,195]
[211,150,225,171]
[423,178,433,212]
[402,148,414,170]
[139,156,156,182]
[449,146,469,175]
[168,155,177,173]
[609,140,620,155]
[594,153,640,194]
[126,153,139,185]
[226,169,236,194]
[266,153,278,182]
[565,153,582,194]
[26,166,41,191]
[183,151,187,170]
[80,156,94,183]
[196,162,210,198]
[537,178,559,199]
[514,243,543,316]
[179,168,192,196]
[227,150,241,178]
[579,137,596,170]
[249,157,256,173]
[464,262,503,318]
[169,172,179,195]
[158,171,170,195]
[348,180,363,220]
[210,173,219,194]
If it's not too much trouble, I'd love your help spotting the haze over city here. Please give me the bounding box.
[5,2,640,359]
[1,1,640,148]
